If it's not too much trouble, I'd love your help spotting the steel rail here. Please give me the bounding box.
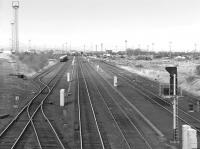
[98,61,200,133]
[78,58,105,149]
[76,58,83,149]
[84,59,153,149]
[10,63,66,149]
[0,62,60,138]
[83,60,132,149]
[39,59,76,149]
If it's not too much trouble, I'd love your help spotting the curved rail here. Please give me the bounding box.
[0,62,65,148]
[10,63,66,149]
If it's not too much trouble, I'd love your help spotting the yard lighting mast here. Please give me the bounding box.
[101,43,103,51]
[84,44,86,53]
[10,21,15,52]
[12,1,19,53]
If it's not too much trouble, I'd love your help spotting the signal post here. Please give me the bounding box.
[165,66,179,143]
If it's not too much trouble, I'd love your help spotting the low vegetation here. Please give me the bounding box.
[195,65,200,75]
[135,64,144,68]
[16,52,53,71]
[186,76,196,83]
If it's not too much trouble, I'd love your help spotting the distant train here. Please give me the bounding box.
[59,55,68,62]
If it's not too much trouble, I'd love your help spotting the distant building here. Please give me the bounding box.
[27,49,37,54]
[3,49,12,54]
[106,50,112,54]
[174,56,186,61]
[0,49,3,53]
[53,50,64,54]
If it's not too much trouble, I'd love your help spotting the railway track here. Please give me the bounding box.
[0,61,69,149]
[81,57,154,149]
[98,61,200,130]
[94,60,200,144]
[102,60,200,111]
[76,58,106,149]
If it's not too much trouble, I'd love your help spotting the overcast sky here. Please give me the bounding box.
[1,0,200,51]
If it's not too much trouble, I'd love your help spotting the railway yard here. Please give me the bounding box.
[0,55,199,149]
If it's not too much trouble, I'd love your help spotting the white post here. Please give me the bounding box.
[60,89,65,106]
[97,65,99,71]
[182,125,190,149]
[188,128,197,149]
[114,76,117,87]
[173,74,178,142]
[14,96,19,108]
[67,73,70,82]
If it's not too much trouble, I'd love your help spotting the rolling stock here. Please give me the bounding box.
[59,55,68,62]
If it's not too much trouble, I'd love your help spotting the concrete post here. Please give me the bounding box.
[182,125,190,149]
[97,65,99,71]
[182,125,197,149]
[60,89,65,106]
[72,56,75,65]
[114,76,117,87]
[188,128,197,149]
[67,73,70,82]
[14,96,19,108]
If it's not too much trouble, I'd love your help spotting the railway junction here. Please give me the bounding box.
[0,55,199,149]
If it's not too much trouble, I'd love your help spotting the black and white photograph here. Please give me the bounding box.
[0,0,200,148]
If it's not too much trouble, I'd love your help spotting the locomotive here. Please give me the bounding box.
[59,55,68,62]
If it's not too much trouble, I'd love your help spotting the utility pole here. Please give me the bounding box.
[12,1,19,53]
[69,42,71,51]
[169,41,172,58]
[125,40,127,50]
[28,40,31,52]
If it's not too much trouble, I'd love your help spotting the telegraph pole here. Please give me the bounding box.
[12,1,19,53]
